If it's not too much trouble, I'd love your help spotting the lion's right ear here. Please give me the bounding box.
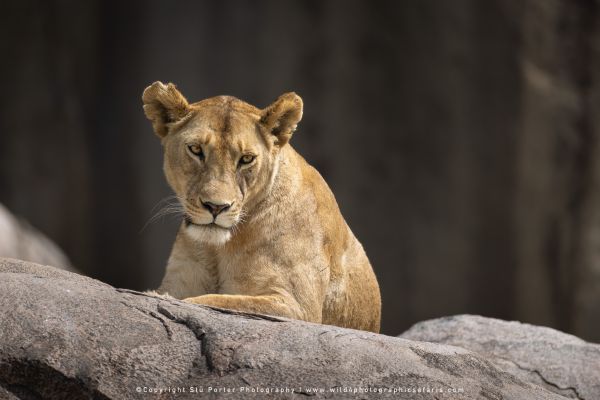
[142,81,190,138]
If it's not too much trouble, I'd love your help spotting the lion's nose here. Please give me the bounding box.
[201,201,232,217]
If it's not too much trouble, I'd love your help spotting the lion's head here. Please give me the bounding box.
[142,82,303,245]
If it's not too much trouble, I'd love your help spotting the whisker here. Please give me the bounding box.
[140,195,185,233]
[230,208,248,236]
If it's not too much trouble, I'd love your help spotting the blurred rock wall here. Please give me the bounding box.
[0,203,73,270]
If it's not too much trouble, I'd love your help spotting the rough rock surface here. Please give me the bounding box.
[0,259,589,399]
[401,315,600,400]
[0,204,74,272]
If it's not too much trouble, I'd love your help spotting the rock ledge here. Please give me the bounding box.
[0,258,597,399]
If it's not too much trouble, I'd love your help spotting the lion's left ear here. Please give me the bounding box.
[260,92,303,146]
[142,81,190,138]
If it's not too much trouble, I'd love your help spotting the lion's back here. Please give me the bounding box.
[296,152,381,332]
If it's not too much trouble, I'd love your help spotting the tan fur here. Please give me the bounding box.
[142,81,381,332]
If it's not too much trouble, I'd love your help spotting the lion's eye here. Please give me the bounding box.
[239,154,255,166]
[188,144,204,159]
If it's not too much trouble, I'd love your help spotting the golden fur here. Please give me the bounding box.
[142,81,381,332]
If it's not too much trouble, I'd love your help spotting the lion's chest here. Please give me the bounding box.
[201,251,245,295]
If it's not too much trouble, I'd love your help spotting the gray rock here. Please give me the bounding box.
[0,204,75,272]
[0,259,573,399]
[400,315,600,400]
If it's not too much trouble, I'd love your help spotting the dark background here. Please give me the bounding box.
[1,0,599,340]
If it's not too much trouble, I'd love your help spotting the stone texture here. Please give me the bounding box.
[0,259,574,399]
[401,315,600,400]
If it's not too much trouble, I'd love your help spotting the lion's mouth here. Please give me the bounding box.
[184,215,229,230]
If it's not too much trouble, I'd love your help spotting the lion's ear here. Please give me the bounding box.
[142,81,190,138]
[260,92,303,146]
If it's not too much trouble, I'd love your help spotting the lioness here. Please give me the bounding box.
[142,82,381,332]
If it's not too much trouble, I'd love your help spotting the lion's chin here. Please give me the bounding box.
[183,223,232,246]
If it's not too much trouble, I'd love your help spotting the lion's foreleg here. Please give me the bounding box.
[183,294,303,320]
